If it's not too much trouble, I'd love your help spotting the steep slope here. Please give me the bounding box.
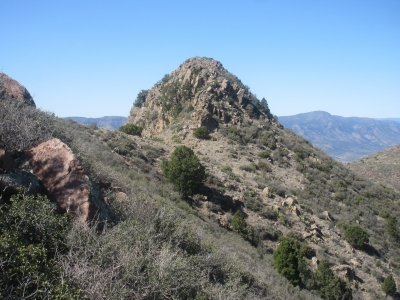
[127,57,400,299]
[279,111,400,162]
[64,116,127,130]
[348,144,400,192]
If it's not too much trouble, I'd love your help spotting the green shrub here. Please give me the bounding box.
[228,127,241,136]
[119,123,143,136]
[385,216,399,240]
[273,237,301,286]
[134,89,149,107]
[193,127,210,139]
[257,161,272,172]
[0,194,79,298]
[259,151,270,158]
[382,274,396,297]
[162,146,206,198]
[171,135,181,143]
[231,210,247,234]
[240,163,257,173]
[344,225,369,250]
[315,260,352,299]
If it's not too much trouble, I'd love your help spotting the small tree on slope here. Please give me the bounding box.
[162,145,206,198]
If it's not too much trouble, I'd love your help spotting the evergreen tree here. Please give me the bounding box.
[231,210,247,234]
[344,225,369,250]
[382,275,396,297]
[134,89,149,107]
[193,127,210,140]
[315,260,352,300]
[386,216,399,240]
[273,237,301,286]
[119,123,143,136]
[260,97,272,118]
[162,146,206,198]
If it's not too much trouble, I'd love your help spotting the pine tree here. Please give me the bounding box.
[231,210,247,234]
[162,146,206,198]
[273,237,301,286]
[382,275,396,297]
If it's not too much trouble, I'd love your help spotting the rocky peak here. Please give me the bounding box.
[0,73,36,107]
[129,57,272,137]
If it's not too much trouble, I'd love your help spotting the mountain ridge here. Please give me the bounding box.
[279,111,400,162]
[64,116,127,130]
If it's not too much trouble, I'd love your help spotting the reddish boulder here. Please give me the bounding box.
[0,73,36,107]
[26,138,95,221]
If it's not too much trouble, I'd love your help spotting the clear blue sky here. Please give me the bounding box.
[1,0,399,118]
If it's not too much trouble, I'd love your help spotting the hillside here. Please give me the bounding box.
[1,61,400,299]
[279,111,400,162]
[64,116,127,130]
[348,144,400,192]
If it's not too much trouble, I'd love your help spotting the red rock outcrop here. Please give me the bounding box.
[0,73,36,107]
[26,138,95,221]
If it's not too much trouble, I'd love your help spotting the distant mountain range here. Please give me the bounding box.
[64,116,127,130]
[278,111,400,162]
[375,118,400,123]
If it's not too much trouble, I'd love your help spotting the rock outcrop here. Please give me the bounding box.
[128,57,272,137]
[25,138,96,221]
[0,73,36,107]
[332,265,355,282]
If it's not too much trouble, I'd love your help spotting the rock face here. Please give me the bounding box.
[128,57,272,137]
[25,138,95,221]
[0,73,36,107]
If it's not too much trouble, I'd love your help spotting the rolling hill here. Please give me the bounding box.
[348,144,400,192]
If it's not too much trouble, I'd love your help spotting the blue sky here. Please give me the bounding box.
[1,0,399,118]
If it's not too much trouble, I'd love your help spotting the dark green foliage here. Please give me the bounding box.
[315,261,352,300]
[228,126,241,136]
[257,161,272,172]
[0,194,80,299]
[344,225,369,250]
[382,274,396,296]
[162,146,206,198]
[193,127,210,139]
[259,151,270,158]
[182,80,194,101]
[161,73,170,83]
[240,163,258,173]
[134,89,149,107]
[273,237,318,289]
[189,291,210,300]
[385,216,399,240]
[299,244,315,259]
[298,255,314,289]
[273,237,301,286]
[231,210,247,234]
[119,123,143,136]
[259,97,272,118]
